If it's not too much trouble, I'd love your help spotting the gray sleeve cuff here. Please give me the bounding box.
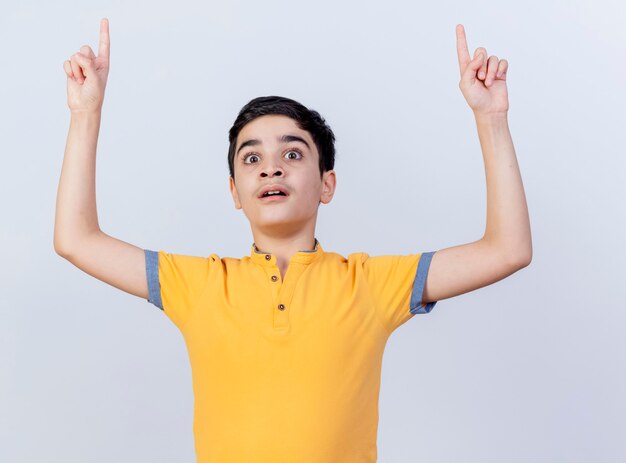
[410,251,437,315]
[144,249,163,310]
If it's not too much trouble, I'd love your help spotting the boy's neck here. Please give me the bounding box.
[252,232,317,276]
[252,234,317,256]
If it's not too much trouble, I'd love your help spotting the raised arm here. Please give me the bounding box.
[420,24,532,305]
[54,18,148,300]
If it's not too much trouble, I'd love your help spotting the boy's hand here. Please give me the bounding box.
[455,24,509,116]
[63,18,110,114]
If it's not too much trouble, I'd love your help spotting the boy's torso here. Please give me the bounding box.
[145,240,436,462]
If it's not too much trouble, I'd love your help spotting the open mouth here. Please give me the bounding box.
[260,191,289,201]
[258,185,290,201]
[261,191,287,198]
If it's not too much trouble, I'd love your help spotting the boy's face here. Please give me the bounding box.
[229,115,336,237]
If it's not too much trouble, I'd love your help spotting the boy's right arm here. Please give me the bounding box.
[54,18,149,301]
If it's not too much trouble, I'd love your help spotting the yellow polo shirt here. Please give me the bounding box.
[144,239,437,462]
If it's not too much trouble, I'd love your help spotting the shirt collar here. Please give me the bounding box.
[250,238,323,266]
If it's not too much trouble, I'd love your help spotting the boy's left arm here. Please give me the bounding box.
[422,25,532,304]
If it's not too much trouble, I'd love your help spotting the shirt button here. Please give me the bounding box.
[271,275,278,282]
[278,304,285,311]
[265,255,271,261]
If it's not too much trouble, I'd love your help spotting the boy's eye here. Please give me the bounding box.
[284,149,303,160]
[243,154,260,164]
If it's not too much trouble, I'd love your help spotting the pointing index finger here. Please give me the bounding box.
[98,18,110,59]
[456,24,471,76]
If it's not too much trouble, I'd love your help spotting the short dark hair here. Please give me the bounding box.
[227,96,336,181]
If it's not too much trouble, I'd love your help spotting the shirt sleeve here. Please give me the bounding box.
[144,249,213,330]
[362,251,438,334]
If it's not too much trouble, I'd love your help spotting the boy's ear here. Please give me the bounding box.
[229,176,242,209]
[320,170,336,205]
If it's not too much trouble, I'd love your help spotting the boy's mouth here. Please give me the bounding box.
[258,184,290,199]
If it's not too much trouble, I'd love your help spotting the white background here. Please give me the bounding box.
[1,0,625,461]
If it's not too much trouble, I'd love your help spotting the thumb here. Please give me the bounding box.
[462,52,484,80]
[71,52,96,79]
[470,52,484,70]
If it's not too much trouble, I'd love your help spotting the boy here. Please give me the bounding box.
[55,18,531,462]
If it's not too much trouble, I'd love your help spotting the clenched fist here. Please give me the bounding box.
[63,18,110,113]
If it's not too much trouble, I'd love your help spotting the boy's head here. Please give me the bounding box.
[227,96,337,236]
[227,96,336,182]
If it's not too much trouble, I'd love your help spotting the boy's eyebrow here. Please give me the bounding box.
[236,134,310,156]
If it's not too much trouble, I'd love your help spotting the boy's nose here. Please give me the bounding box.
[260,168,283,177]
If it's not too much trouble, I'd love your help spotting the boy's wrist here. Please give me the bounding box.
[70,109,102,120]
[473,111,508,126]
[69,110,102,130]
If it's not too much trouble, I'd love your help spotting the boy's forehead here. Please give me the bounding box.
[237,115,314,147]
